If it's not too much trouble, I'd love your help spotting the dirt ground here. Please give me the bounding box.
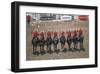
[26,20,89,61]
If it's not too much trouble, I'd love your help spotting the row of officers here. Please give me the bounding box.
[32,29,85,55]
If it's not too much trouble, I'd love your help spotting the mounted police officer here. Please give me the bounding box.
[46,32,53,54]
[39,32,45,55]
[67,31,72,51]
[32,32,39,55]
[78,29,85,51]
[60,32,66,52]
[53,32,59,53]
[72,30,78,51]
